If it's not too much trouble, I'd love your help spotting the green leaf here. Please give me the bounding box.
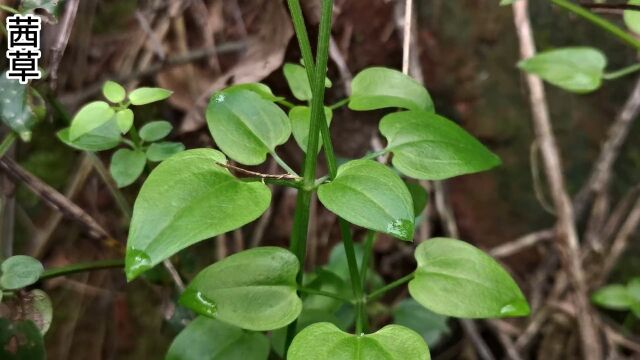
[406,182,428,217]
[206,90,291,165]
[289,106,333,154]
[128,87,173,106]
[627,277,640,302]
[349,67,434,112]
[499,0,517,5]
[592,284,634,310]
[146,141,185,162]
[110,149,146,188]
[271,309,345,358]
[303,269,349,313]
[624,1,640,34]
[57,120,121,152]
[179,247,301,331]
[125,149,271,280]
[69,101,116,141]
[517,47,606,93]
[380,110,501,180]
[0,256,43,290]
[224,83,282,102]
[20,0,61,19]
[102,81,126,103]
[115,109,134,134]
[0,72,39,139]
[166,317,269,360]
[326,243,364,282]
[0,319,45,360]
[318,160,415,241]
[139,120,172,142]
[393,299,450,347]
[287,322,430,360]
[283,63,332,101]
[409,238,530,318]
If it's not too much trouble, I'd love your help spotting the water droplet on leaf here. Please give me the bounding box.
[179,288,217,318]
[125,248,152,281]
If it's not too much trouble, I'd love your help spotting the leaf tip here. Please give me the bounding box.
[499,298,530,317]
[179,287,218,318]
[124,248,152,282]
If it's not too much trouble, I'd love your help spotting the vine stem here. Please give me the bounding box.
[298,286,353,303]
[40,259,124,280]
[550,0,640,51]
[603,63,640,80]
[367,272,414,301]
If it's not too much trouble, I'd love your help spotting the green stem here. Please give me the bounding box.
[277,99,297,109]
[298,286,353,303]
[603,63,640,80]
[270,151,299,177]
[40,259,124,280]
[0,133,17,159]
[550,0,640,51]
[329,97,350,110]
[361,149,389,161]
[0,5,18,14]
[367,272,415,301]
[360,231,376,285]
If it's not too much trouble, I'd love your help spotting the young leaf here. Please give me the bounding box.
[179,247,301,331]
[57,120,121,152]
[139,120,172,142]
[110,149,146,188]
[115,109,134,134]
[318,160,415,241]
[166,317,269,360]
[0,73,38,140]
[102,81,126,103]
[125,149,271,280]
[0,255,44,290]
[146,141,185,162]
[69,101,116,141]
[206,90,291,165]
[224,83,282,102]
[349,67,434,112]
[0,319,45,360]
[128,87,173,106]
[393,299,450,347]
[517,47,606,93]
[289,106,332,154]
[409,238,530,318]
[592,284,634,310]
[287,322,430,360]
[624,1,640,34]
[380,110,501,180]
[283,63,332,101]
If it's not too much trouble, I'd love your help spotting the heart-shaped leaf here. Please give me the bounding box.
[409,238,530,318]
[125,149,271,280]
[166,317,270,360]
[288,322,430,360]
[318,160,415,241]
[102,81,126,103]
[115,109,134,134]
[289,106,332,154]
[349,67,434,112]
[517,47,606,93]
[57,120,121,152]
[146,142,185,162]
[0,256,43,290]
[380,110,501,180]
[206,89,291,165]
[625,1,640,34]
[139,120,172,142]
[179,247,301,331]
[283,63,332,101]
[592,284,634,310]
[69,101,116,141]
[128,87,173,106]
[0,73,39,139]
[110,149,146,188]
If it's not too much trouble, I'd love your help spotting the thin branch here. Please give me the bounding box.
[490,229,554,258]
[216,161,301,180]
[49,0,79,90]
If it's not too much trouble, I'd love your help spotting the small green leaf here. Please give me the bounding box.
[125,149,271,280]
[0,256,43,290]
[380,110,501,180]
[179,247,301,331]
[110,149,146,188]
[69,101,116,141]
[128,87,173,106]
[499,0,516,5]
[394,299,450,347]
[102,81,126,103]
[303,269,349,313]
[146,141,185,162]
[592,284,634,310]
[283,63,331,101]
[289,106,332,154]
[57,120,121,152]
[20,0,61,19]
[517,47,606,93]
[224,83,282,102]
[206,90,291,165]
[115,109,134,134]
[287,322,430,360]
[0,319,45,360]
[318,160,415,241]
[0,73,39,139]
[166,317,269,360]
[406,182,428,217]
[349,67,434,112]
[627,277,640,302]
[139,120,172,142]
[624,1,640,34]
[409,238,530,318]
